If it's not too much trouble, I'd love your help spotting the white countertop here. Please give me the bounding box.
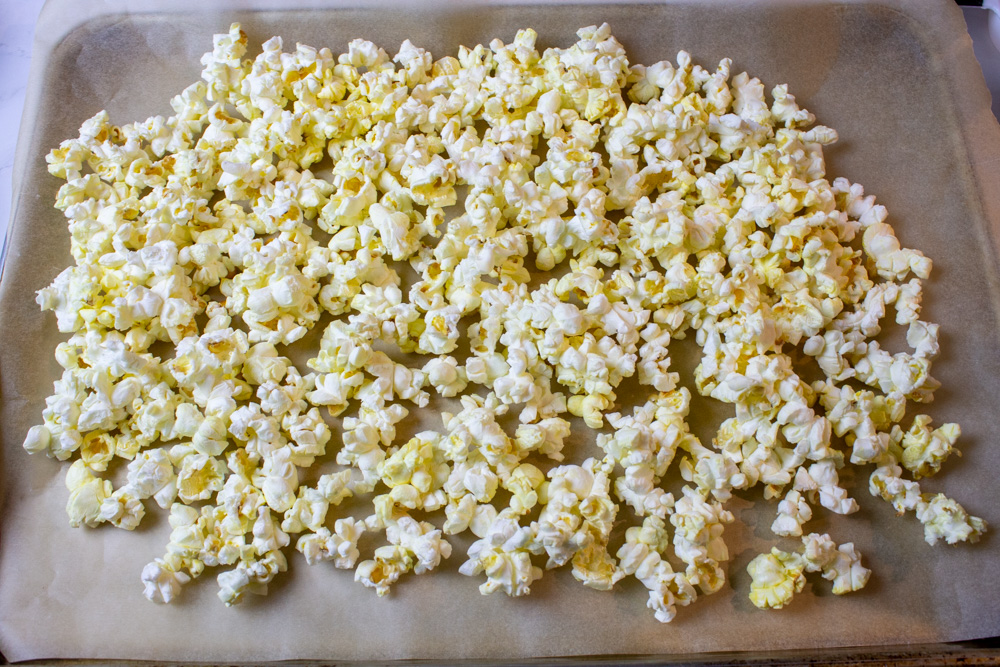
[0,0,45,267]
[1,3,998,266]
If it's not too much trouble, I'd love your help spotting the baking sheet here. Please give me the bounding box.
[2,0,1000,662]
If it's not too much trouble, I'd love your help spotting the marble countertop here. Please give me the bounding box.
[1,3,998,267]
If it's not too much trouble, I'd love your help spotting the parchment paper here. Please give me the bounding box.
[2,0,1000,662]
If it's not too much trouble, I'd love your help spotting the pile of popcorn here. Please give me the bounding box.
[24,22,985,620]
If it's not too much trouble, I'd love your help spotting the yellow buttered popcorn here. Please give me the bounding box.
[25,22,985,623]
[746,547,806,610]
[747,532,870,609]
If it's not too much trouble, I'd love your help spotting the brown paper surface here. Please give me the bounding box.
[2,0,1000,662]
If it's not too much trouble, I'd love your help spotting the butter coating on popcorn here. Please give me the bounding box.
[25,21,984,622]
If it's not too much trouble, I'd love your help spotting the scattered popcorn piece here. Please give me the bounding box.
[141,558,192,604]
[869,458,986,545]
[616,516,697,622]
[423,356,468,397]
[771,489,813,537]
[297,518,366,568]
[460,507,544,596]
[65,460,112,528]
[746,548,806,610]
[899,415,959,480]
[100,487,146,530]
[747,533,870,609]
[533,458,618,576]
[916,494,987,546]
[670,486,734,594]
[355,516,452,596]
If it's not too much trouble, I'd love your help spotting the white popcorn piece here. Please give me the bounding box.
[771,489,813,537]
[532,458,618,577]
[616,516,696,623]
[65,460,112,528]
[916,494,987,546]
[257,446,299,513]
[899,415,959,480]
[173,448,227,504]
[793,460,859,516]
[514,417,571,461]
[815,540,871,595]
[356,516,452,596]
[746,548,806,610]
[747,533,869,609]
[100,487,146,530]
[862,222,932,282]
[460,508,544,597]
[141,558,192,604]
[125,449,177,509]
[670,486,734,594]
[423,356,468,397]
[297,518,366,568]
[216,551,288,606]
[23,424,52,455]
[369,203,421,261]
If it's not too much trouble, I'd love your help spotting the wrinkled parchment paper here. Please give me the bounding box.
[2,0,1000,662]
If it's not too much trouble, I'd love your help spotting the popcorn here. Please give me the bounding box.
[26,21,983,623]
[792,460,858,516]
[378,431,450,514]
[747,533,870,609]
[514,417,571,461]
[916,494,987,546]
[369,202,421,261]
[616,516,696,622]
[355,516,452,596]
[869,460,923,514]
[100,487,147,530]
[599,400,683,516]
[217,548,288,606]
[359,352,430,407]
[746,547,806,610]
[173,448,227,503]
[257,446,299,513]
[22,425,52,455]
[79,431,116,472]
[670,486,734,594]
[339,403,408,492]
[65,460,112,528]
[283,407,331,466]
[503,463,545,514]
[460,508,544,596]
[771,489,813,537]
[532,458,618,574]
[141,558,192,604]
[863,222,932,281]
[808,536,870,596]
[422,356,468,397]
[297,518,366,568]
[442,394,519,476]
[418,300,462,355]
[899,415,959,479]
